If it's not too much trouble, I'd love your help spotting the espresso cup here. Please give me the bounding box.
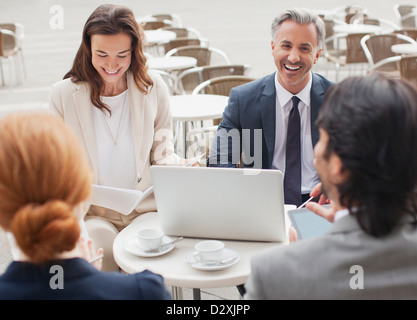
[194,240,224,263]
[137,228,164,251]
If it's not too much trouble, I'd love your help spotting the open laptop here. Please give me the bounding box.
[150,166,289,242]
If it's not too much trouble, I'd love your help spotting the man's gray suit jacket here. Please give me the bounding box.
[244,214,417,299]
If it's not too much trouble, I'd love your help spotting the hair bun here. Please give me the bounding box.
[11,200,80,264]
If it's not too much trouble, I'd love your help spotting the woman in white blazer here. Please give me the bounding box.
[50,4,184,271]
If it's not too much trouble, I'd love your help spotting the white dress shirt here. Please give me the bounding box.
[271,72,319,194]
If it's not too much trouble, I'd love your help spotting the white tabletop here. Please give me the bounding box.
[391,43,417,55]
[170,94,229,121]
[113,212,282,288]
[144,30,176,44]
[334,23,381,34]
[147,56,197,71]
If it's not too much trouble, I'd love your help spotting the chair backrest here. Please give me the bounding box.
[192,75,255,96]
[201,65,248,80]
[0,31,4,56]
[0,23,22,47]
[394,28,417,40]
[161,26,202,39]
[151,14,182,27]
[345,32,369,64]
[400,54,417,87]
[166,45,210,66]
[161,27,188,37]
[142,20,172,30]
[166,45,230,67]
[345,5,367,24]
[152,69,176,95]
[0,29,17,57]
[176,64,250,94]
[162,38,201,54]
[394,5,416,28]
[323,19,336,51]
[361,33,417,72]
[363,18,380,26]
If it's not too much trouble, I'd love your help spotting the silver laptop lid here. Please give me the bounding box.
[150,166,287,242]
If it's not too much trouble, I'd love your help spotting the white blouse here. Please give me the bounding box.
[93,90,136,189]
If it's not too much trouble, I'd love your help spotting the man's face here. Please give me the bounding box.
[313,128,332,200]
[271,20,322,94]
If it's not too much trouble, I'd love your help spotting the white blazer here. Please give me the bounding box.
[49,70,180,214]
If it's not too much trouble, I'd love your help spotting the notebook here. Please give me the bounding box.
[89,184,153,215]
[150,166,290,242]
[287,206,333,240]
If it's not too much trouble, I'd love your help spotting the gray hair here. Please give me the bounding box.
[271,8,325,50]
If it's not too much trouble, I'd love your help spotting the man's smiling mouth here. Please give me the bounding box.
[284,64,301,71]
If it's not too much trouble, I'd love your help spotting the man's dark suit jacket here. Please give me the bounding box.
[208,72,333,169]
[0,258,171,300]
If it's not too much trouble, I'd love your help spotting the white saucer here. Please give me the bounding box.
[184,248,240,271]
[123,236,175,257]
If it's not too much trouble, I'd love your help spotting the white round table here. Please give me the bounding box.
[391,43,417,55]
[144,30,176,45]
[170,94,229,121]
[333,24,381,34]
[113,212,282,297]
[147,56,197,71]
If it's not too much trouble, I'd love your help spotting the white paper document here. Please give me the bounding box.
[89,184,154,215]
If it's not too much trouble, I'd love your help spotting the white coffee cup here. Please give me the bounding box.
[194,240,224,262]
[137,228,164,251]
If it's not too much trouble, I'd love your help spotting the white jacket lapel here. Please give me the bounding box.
[72,83,99,180]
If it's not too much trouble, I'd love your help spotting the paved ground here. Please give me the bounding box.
[0,0,405,299]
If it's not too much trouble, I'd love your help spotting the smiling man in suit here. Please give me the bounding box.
[208,8,333,207]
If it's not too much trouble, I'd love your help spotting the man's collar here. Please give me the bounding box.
[274,71,312,108]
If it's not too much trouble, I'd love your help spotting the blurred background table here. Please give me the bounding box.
[144,29,176,45]
[147,56,197,72]
[391,43,417,55]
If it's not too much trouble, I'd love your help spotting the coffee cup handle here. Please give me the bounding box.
[193,251,201,262]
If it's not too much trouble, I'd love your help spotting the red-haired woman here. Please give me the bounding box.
[0,113,171,299]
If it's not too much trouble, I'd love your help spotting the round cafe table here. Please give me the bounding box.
[113,211,283,299]
[391,43,417,55]
[147,56,197,72]
[144,30,176,45]
[333,23,381,34]
[170,94,228,122]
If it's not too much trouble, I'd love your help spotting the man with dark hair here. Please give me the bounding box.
[244,73,417,299]
[208,8,332,207]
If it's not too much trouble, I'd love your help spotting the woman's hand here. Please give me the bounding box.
[79,237,104,270]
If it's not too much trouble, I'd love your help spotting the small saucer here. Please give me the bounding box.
[123,235,175,257]
[184,248,240,271]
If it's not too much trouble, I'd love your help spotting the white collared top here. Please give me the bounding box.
[271,72,319,194]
